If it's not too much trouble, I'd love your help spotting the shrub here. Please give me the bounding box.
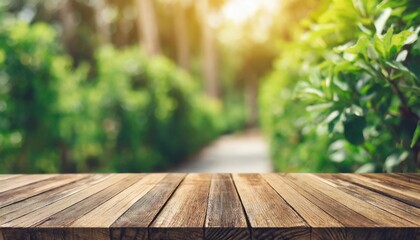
[0,20,222,173]
[77,46,222,172]
[260,0,420,172]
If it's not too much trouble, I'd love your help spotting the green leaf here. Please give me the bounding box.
[375,8,392,35]
[411,121,420,148]
[396,50,408,62]
[374,34,386,56]
[392,30,415,51]
[386,61,418,80]
[384,152,409,172]
[343,114,366,145]
[367,46,379,60]
[404,27,420,45]
[345,37,370,56]
[355,163,375,173]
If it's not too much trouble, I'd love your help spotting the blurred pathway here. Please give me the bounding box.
[173,129,273,173]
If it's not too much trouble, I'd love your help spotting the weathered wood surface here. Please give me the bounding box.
[0,174,419,240]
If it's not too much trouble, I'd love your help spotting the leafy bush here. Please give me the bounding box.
[76,46,222,172]
[260,0,420,172]
[0,20,87,172]
[0,19,222,173]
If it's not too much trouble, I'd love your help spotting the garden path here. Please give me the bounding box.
[173,129,273,173]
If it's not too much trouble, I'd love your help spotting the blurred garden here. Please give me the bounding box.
[0,0,419,173]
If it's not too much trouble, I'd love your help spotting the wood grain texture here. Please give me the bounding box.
[318,174,420,225]
[360,174,420,192]
[205,174,249,240]
[35,174,169,240]
[111,174,186,240]
[149,173,211,240]
[0,174,107,225]
[0,174,87,208]
[70,174,166,227]
[286,174,418,239]
[1,174,128,228]
[37,174,144,227]
[0,173,419,240]
[0,174,56,194]
[280,174,412,240]
[0,175,20,182]
[262,174,345,240]
[233,174,309,240]
[336,173,420,208]
[387,173,420,185]
[291,174,417,226]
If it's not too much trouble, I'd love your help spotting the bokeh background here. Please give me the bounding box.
[0,0,419,173]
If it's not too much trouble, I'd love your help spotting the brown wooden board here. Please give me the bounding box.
[285,174,418,239]
[0,175,56,194]
[263,173,345,239]
[0,174,88,208]
[205,174,249,240]
[317,174,420,225]
[0,174,107,225]
[233,174,309,240]
[0,175,21,182]
[111,173,185,240]
[336,173,420,208]
[387,173,420,185]
[0,173,419,240]
[149,173,211,240]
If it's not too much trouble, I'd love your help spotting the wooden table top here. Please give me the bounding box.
[0,173,419,240]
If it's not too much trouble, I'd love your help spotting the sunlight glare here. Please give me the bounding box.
[221,0,278,24]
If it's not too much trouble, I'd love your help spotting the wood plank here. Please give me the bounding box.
[360,174,420,191]
[1,174,129,228]
[387,173,420,185]
[294,174,416,226]
[0,175,56,194]
[232,174,309,240]
[280,175,376,227]
[279,174,391,240]
[110,174,185,240]
[262,174,345,240]
[0,174,107,225]
[405,173,420,180]
[31,174,150,240]
[37,174,145,227]
[0,174,88,208]
[205,174,249,240]
[1,173,419,240]
[69,173,166,229]
[336,174,420,208]
[282,174,418,240]
[0,175,21,182]
[149,173,211,240]
[30,174,170,240]
[317,174,420,225]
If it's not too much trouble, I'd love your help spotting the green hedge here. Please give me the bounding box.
[0,20,222,173]
[260,0,420,172]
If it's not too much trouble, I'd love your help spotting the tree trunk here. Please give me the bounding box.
[245,75,258,127]
[174,1,190,70]
[93,0,111,43]
[115,6,130,48]
[136,0,161,56]
[58,0,77,54]
[200,0,218,99]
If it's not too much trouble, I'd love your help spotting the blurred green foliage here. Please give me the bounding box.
[260,0,420,172]
[0,18,223,173]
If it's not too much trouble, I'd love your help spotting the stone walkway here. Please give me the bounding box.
[173,129,273,173]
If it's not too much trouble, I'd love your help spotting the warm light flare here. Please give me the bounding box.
[221,0,279,24]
